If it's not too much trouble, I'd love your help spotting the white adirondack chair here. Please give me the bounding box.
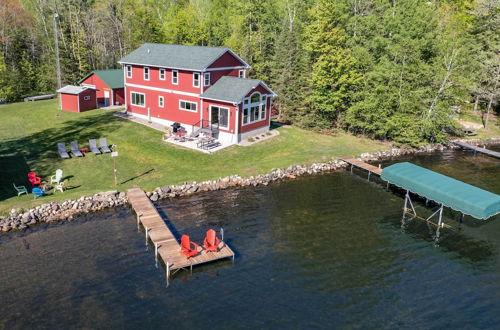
[50,169,63,184]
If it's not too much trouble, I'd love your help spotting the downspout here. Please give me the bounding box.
[235,101,240,143]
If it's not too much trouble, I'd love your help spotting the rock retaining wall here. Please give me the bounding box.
[1,138,499,232]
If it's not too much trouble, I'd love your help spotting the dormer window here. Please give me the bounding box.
[144,67,150,81]
[204,73,210,86]
[159,68,166,80]
[172,70,178,85]
[193,72,200,87]
[239,70,245,78]
[126,65,132,78]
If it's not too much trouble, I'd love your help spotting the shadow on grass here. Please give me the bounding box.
[120,168,155,185]
[0,113,122,202]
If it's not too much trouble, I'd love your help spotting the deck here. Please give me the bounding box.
[339,156,383,176]
[452,141,500,159]
[127,188,234,274]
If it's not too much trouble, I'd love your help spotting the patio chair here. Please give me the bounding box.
[89,139,101,155]
[57,143,70,159]
[70,141,83,157]
[50,169,63,184]
[54,180,66,193]
[13,183,28,196]
[32,187,44,199]
[203,229,221,252]
[179,234,200,258]
[99,137,111,153]
[27,172,42,187]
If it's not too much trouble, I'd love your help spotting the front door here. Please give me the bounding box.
[210,106,229,129]
[104,90,110,106]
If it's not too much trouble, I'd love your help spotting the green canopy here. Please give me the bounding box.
[381,162,500,220]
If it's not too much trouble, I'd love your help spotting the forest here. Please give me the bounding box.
[0,0,498,145]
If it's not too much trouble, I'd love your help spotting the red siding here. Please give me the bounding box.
[208,51,245,69]
[202,100,237,133]
[125,65,202,95]
[79,89,97,112]
[126,87,200,126]
[203,69,240,93]
[244,83,273,97]
[80,74,110,105]
[114,88,124,105]
[60,94,79,112]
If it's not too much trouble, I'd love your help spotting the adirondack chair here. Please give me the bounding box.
[203,229,221,252]
[13,183,28,196]
[57,143,70,159]
[54,180,66,193]
[27,172,41,187]
[50,169,63,184]
[88,139,101,155]
[32,187,44,199]
[179,234,200,258]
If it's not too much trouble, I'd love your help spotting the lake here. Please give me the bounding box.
[0,148,499,329]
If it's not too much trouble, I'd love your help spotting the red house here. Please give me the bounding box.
[78,69,124,106]
[118,43,276,146]
[57,85,97,112]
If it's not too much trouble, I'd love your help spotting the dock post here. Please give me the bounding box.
[350,164,353,173]
[221,227,224,241]
[367,171,371,181]
[403,190,409,214]
[386,181,389,190]
[145,227,149,247]
[435,204,444,240]
[155,243,158,268]
[137,213,141,231]
[166,262,170,287]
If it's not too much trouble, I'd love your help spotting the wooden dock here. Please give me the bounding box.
[452,141,500,159]
[127,188,234,276]
[339,156,383,177]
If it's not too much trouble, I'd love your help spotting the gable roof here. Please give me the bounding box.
[57,85,94,95]
[78,69,124,89]
[200,76,276,103]
[118,43,249,71]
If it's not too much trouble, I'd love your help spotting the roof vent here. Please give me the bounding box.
[147,48,151,54]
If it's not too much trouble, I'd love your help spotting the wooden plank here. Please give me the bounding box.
[339,156,383,175]
[452,141,500,159]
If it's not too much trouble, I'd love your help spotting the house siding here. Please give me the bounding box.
[79,89,97,112]
[208,51,246,68]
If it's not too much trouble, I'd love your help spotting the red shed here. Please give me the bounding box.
[57,85,97,112]
[78,69,124,107]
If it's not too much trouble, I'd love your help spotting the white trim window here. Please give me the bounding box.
[172,70,178,85]
[83,96,91,101]
[144,67,150,81]
[204,73,211,86]
[179,100,197,112]
[238,70,245,78]
[130,92,145,107]
[159,68,166,80]
[242,92,267,125]
[158,96,164,108]
[193,72,200,87]
[126,65,132,78]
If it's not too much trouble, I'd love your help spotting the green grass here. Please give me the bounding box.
[459,113,500,140]
[0,99,391,214]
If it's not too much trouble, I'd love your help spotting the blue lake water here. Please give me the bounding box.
[0,148,499,329]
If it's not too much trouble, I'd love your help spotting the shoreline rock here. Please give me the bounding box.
[1,137,499,233]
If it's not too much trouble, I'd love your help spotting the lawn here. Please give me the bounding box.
[459,112,500,140]
[0,99,391,214]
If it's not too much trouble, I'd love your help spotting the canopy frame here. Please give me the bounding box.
[403,190,446,240]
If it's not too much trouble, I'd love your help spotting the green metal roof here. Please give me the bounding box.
[78,69,124,89]
[200,76,275,103]
[381,162,500,220]
[118,43,248,71]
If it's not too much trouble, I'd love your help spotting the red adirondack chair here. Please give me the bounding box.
[179,234,200,258]
[27,172,42,187]
[203,229,221,252]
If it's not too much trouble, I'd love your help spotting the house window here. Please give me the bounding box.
[242,92,267,125]
[83,96,90,101]
[193,72,200,87]
[126,65,132,78]
[179,100,197,112]
[144,67,150,81]
[158,96,164,108]
[239,70,245,78]
[130,92,145,107]
[159,69,166,80]
[172,70,178,85]
[204,73,210,86]
[211,106,229,129]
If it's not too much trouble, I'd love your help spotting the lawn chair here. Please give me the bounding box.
[50,169,63,184]
[57,143,70,159]
[27,172,42,187]
[203,229,221,252]
[99,137,111,153]
[70,141,83,157]
[179,234,200,258]
[54,180,66,193]
[89,139,101,155]
[13,183,28,196]
[32,187,44,199]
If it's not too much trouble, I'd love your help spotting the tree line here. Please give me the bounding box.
[0,0,498,145]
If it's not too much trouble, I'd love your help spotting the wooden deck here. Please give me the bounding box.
[339,156,383,176]
[127,188,234,273]
[452,141,500,159]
